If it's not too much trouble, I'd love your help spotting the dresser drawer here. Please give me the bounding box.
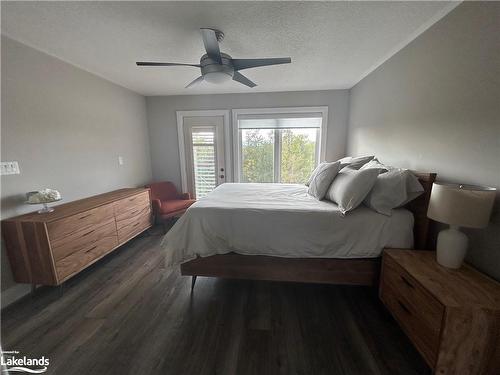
[117,212,151,243]
[47,203,115,241]
[381,256,444,366]
[51,218,118,262]
[115,203,150,229]
[114,191,150,216]
[55,233,118,281]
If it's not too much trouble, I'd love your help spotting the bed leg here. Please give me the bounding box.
[191,276,197,292]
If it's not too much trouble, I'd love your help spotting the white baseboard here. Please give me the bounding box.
[1,284,31,308]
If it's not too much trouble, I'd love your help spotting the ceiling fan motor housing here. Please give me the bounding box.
[200,53,234,83]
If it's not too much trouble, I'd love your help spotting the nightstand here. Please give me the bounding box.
[380,249,500,374]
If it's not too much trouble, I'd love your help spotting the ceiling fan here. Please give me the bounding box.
[136,28,291,88]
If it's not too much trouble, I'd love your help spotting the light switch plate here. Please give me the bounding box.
[118,156,124,166]
[0,161,20,175]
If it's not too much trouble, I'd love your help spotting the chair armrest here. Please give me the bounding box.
[151,198,162,213]
[179,192,191,200]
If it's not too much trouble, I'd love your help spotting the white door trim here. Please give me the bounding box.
[176,109,231,192]
[231,106,329,182]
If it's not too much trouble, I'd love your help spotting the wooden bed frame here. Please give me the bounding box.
[181,172,437,288]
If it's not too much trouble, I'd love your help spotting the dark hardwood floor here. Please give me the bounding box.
[1,227,430,375]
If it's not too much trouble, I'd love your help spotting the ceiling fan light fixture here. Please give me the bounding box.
[203,71,234,84]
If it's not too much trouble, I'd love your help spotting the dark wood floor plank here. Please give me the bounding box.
[1,226,430,375]
[212,281,248,375]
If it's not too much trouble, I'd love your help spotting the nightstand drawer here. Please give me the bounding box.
[382,255,444,331]
[380,283,441,366]
[381,249,500,374]
[381,255,444,367]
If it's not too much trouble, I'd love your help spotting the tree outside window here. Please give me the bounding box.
[241,127,317,183]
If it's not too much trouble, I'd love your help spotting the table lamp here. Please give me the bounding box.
[427,182,496,269]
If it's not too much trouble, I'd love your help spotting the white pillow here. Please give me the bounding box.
[307,161,341,200]
[325,167,380,214]
[340,155,375,170]
[364,169,424,215]
[400,170,425,206]
[359,159,389,173]
[306,162,323,186]
[338,156,353,169]
[308,156,375,186]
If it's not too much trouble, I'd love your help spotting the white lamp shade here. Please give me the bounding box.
[427,182,496,228]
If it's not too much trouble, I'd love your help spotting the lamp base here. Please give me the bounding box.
[436,226,468,269]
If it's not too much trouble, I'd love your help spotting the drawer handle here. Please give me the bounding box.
[400,276,414,289]
[85,245,98,253]
[78,213,92,220]
[132,222,140,227]
[129,197,137,201]
[82,229,96,237]
[398,300,412,315]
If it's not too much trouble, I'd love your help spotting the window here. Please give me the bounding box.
[241,128,275,183]
[234,108,327,184]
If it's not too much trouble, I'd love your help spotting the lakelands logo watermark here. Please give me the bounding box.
[1,350,49,373]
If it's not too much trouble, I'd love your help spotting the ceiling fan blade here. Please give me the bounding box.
[231,57,291,71]
[232,72,257,88]
[185,76,205,88]
[136,62,200,67]
[200,28,222,64]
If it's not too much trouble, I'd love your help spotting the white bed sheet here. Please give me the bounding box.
[161,183,414,266]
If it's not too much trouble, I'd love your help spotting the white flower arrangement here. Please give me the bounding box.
[27,189,62,204]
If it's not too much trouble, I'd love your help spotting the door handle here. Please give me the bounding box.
[220,168,224,172]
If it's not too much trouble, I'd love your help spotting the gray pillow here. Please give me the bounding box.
[307,161,341,200]
[399,169,425,206]
[364,168,424,216]
[359,159,389,173]
[337,156,353,169]
[306,162,323,186]
[325,167,380,214]
[340,155,375,170]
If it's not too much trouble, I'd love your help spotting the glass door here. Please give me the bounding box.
[191,127,217,198]
[182,116,226,198]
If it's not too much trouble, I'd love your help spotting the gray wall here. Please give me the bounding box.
[147,90,350,188]
[1,37,152,305]
[347,2,500,279]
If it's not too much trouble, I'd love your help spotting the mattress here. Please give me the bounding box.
[161,183,414,266]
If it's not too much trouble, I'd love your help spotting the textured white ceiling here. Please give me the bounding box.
[1,1,458,96]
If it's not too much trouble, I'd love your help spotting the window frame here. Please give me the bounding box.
[232,106,329,183]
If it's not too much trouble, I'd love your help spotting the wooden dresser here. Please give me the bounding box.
[2,188,152,286]
[380,249,500,374]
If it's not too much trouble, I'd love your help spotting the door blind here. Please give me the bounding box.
[191,129,217,198]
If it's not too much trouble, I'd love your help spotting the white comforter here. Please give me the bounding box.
[161,183,414,266]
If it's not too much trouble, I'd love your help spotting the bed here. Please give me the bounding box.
[162,171,436,288]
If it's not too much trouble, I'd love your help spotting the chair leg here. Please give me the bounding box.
[191,276,197,292]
